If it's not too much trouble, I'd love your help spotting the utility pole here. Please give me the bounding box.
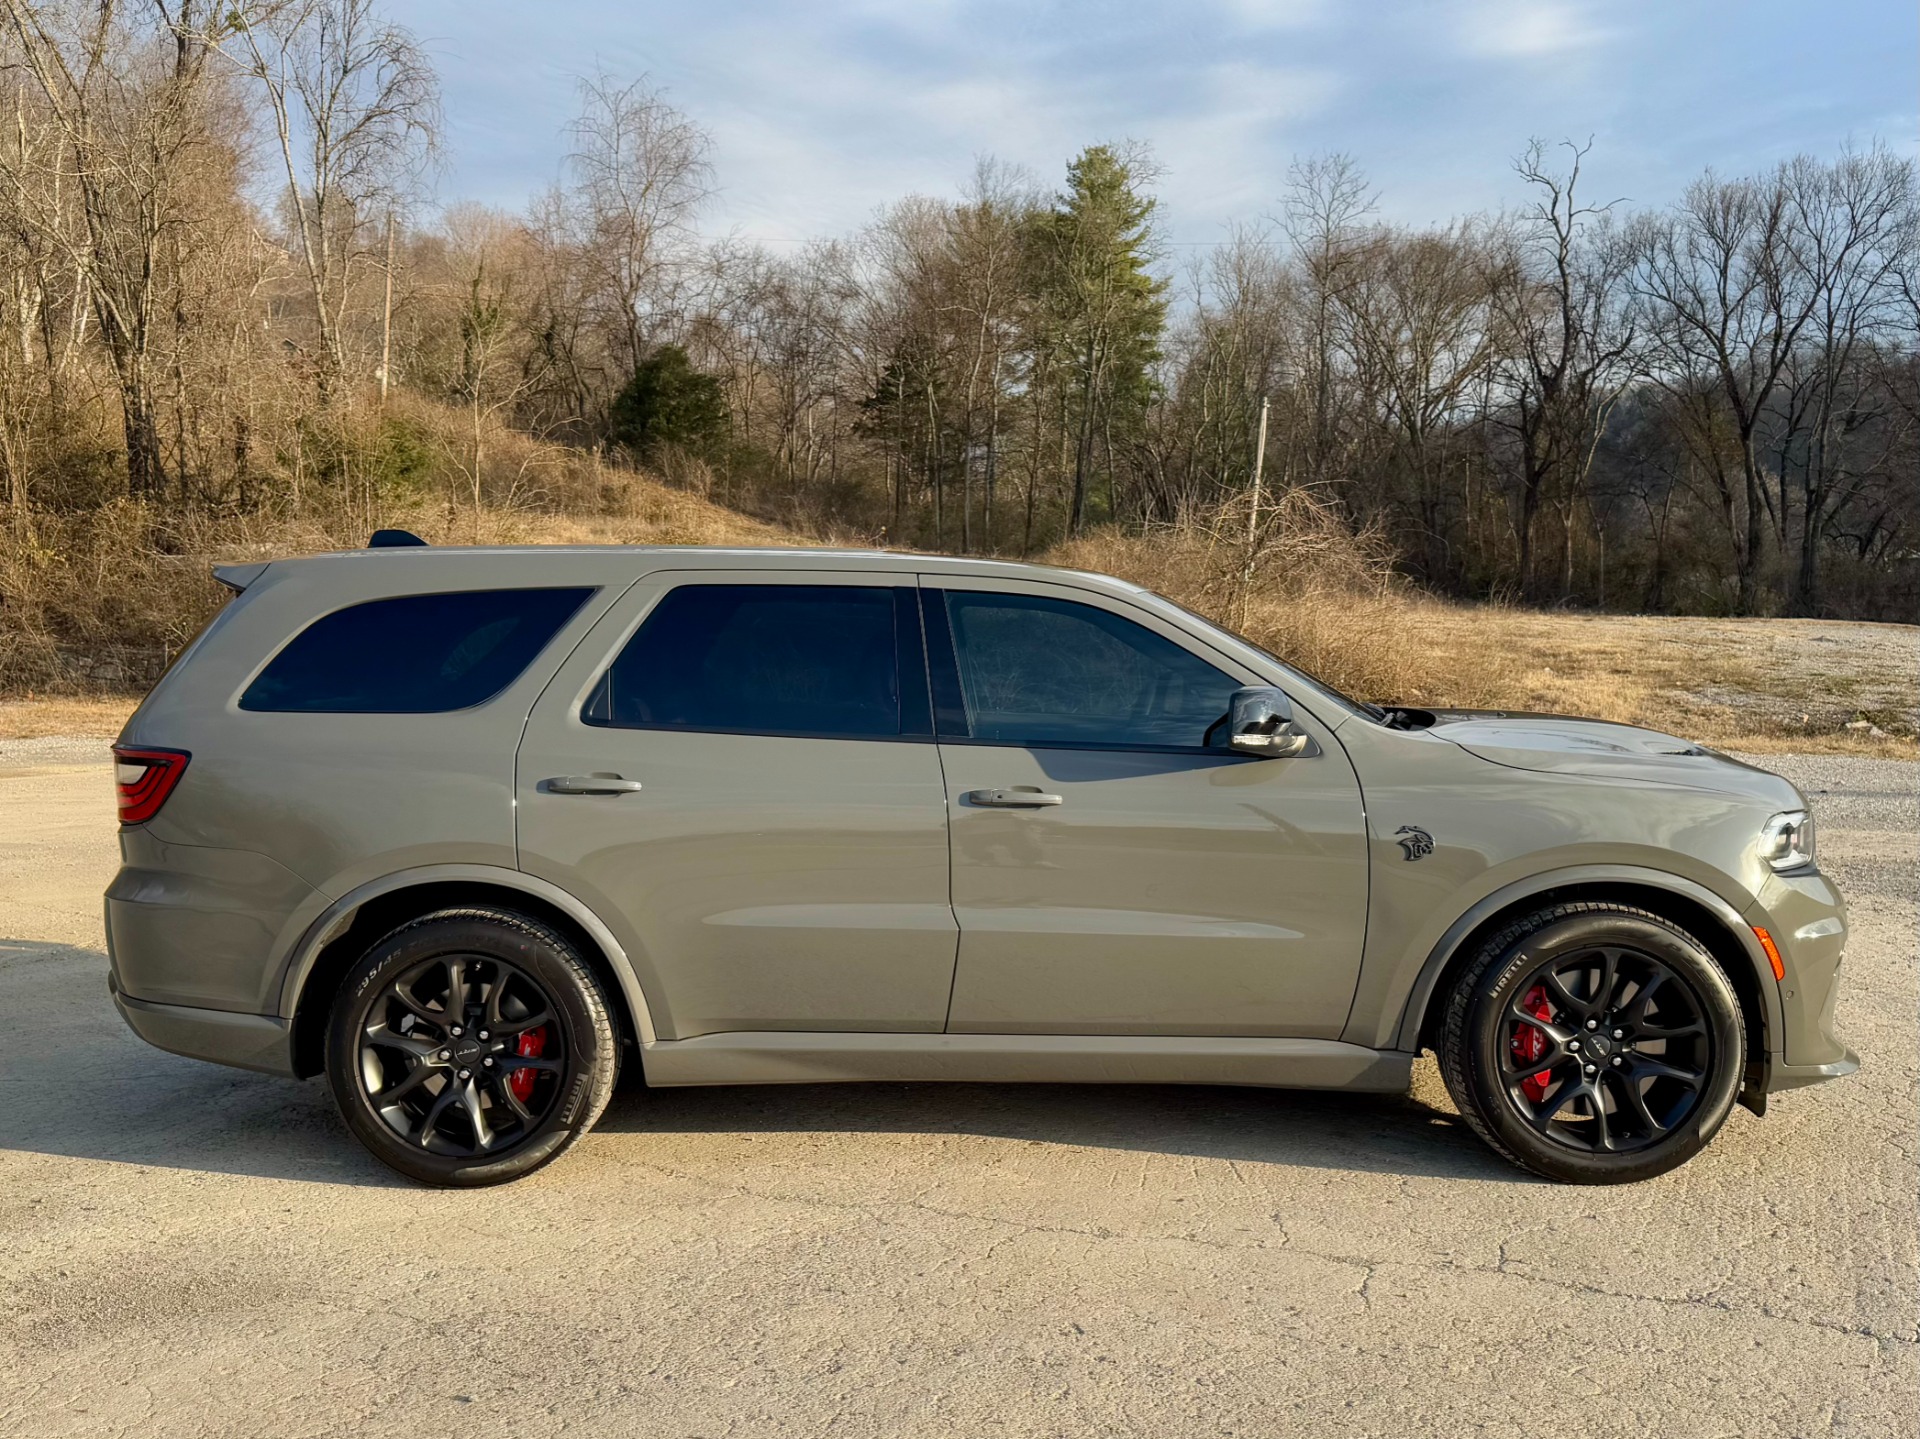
[1248,395,1270,541]
[1240,396,1271,624]
[378,212,395,407]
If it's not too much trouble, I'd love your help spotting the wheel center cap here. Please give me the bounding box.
[1586,1032,1614,1059]
[451,1037,483,1067]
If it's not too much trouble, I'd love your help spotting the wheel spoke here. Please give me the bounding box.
[1590,1075,1616,1151]
[446,956,472,1017]
[371,1062,436,1107]
[415,1084,460,1148]
[364,1022,439,1061]
[457,1079,495,1151]
[1623,972,1667,1027]
[391,987,445,1029]
[1595,947,1622,1009]
[491,1009,552,1037]
[489,1073,534,1123]
[1628,1054,1704,1086]
[1618,1074,1670,1136]
[1639,1019,1706,1041]
[1539,969,1592,1020]
[1533,1077,1592,1126]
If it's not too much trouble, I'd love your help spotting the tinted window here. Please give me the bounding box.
[941,591,1237,749]
[585,584,903,738]
[241,588,592,713]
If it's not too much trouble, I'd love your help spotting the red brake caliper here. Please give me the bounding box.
[1510,983,1554,1103]
[509,1026,548,1103]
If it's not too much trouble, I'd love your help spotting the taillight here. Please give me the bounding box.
[113,746,191,825]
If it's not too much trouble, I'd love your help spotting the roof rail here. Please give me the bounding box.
[368,529,428,549]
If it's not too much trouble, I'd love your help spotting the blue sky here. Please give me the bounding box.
[405,0,1917,244]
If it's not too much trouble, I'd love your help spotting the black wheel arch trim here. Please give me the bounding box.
[1391,865,1781,1101]
[276,864,658,1079]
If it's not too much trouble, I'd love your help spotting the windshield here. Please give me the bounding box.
[1147,593,1387,724]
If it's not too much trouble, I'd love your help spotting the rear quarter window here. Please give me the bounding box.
[240,588,593,714]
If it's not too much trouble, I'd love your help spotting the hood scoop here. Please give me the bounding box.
[1428,713,1718,778]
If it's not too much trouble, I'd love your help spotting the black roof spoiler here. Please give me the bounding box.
[369,528,428,548]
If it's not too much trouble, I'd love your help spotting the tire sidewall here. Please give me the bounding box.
[326,912,612,1187]
[1466,912,1745,1183]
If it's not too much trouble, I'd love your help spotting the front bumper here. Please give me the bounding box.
[111,974,297,1077]
[1748,865,1855,1091]
[1768,1047,1861,1092]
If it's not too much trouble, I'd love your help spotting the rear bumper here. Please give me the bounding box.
[111,975,297,1077]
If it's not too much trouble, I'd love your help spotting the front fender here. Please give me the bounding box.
[1356,863,1782,1059]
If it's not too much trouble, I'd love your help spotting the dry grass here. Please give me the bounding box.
[0,463,810,694]
[1051,518,1917,759]
[0,696,136,739]
[1392,606,1917,758]
[4,464,1911,756]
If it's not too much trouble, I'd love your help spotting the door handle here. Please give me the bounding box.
[545,774,644,795]
[966,787,1064,808]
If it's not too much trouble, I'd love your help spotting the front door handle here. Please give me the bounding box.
[545,774,644,795]
[966,787,1064,808]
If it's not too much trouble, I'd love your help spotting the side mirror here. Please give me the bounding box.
[1225,686,1310,757]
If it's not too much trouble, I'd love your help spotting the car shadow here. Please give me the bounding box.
[0,939,1528,1188]
[594,1077,1518,1183]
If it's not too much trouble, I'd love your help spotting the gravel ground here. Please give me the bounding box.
[0,752,1913,1438]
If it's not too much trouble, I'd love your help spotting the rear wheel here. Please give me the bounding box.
[325,907,617,1187]
[1439,902,1745,1184]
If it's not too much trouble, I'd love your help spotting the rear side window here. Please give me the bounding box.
[241,588,593,713]
[583,584,906,738]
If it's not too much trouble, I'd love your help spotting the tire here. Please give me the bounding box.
[325,907,618,1187]
[1438,902,1745,1184]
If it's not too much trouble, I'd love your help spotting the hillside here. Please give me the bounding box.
[1,472,1911,757]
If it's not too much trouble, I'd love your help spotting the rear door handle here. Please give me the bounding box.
[966,787,1064,808]
[545,774,644,795]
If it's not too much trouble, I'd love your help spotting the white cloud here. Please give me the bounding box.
[1214,0,1330,31]
[1456,0,1613,58]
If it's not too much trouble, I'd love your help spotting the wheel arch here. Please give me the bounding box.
[281,865,657,1080]
[1397,868,1778,1109]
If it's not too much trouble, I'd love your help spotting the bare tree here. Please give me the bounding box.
[1486,139,1638,595]
[1631,167,1821,610]
[1,0,224,495]
[555,73,711,391]
[1775,146,1913,612]
[215,0,438,400]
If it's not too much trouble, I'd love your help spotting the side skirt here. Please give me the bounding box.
[640,1031,1414,1092]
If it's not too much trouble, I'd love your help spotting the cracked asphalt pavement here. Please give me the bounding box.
[1,748,1914,1437]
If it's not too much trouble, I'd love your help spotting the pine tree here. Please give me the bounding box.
[1029,145,1169,535]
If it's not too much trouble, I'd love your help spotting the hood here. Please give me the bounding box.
[1407,709,1801,804]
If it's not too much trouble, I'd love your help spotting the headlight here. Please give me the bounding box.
[1759,810,1815,871]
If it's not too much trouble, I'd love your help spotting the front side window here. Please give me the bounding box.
[939,590,1238,749]
[584,584,906,738]
[241,587,593,714]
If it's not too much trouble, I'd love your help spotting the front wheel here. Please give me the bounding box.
[1439,903,1745,1184]
[325,907,618,1187]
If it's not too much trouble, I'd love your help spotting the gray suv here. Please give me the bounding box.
[106,540,1856,1186]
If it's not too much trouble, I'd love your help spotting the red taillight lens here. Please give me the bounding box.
[112,746,191,825]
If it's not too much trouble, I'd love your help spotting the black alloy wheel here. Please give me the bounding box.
[1440,902,1745,1184]
[326,908,618,1187]
[358,951,565,1156]
[1497,943,1713,1153]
